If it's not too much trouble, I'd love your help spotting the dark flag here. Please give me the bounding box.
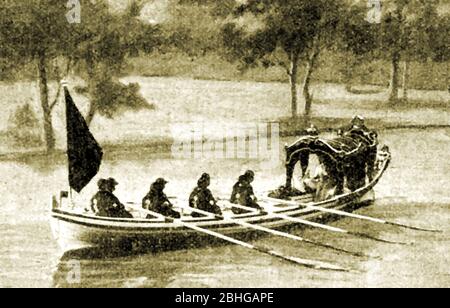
[65,87,103,193]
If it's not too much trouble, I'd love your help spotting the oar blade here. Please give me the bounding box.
[280,254,353,272]
[255,247,352,272]
[262,196,441,234]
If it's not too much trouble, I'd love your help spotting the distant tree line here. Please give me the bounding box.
[218,0,449,120]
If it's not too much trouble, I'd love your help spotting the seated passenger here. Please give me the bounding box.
[142,178,181,219]
[303,164,327,195]
[230,170,262,214]
[91,178,133,218]
[304,159,345,201]
[189,173,222,217]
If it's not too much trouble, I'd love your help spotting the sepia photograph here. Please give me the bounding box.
[0,0,448,290]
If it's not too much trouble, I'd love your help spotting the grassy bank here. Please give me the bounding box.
[125,52,450,91]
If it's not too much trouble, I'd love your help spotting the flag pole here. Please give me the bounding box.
[69,188,73,209]
[62,80,73,210]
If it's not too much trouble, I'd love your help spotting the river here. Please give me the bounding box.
[0,129,449,288]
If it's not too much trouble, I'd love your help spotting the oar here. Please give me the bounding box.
[262,197,443,233]
[228,202,408,246]
[184,206,374,259]
[126,204,353,272]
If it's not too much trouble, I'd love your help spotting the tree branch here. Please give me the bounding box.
[285,51,293,77]
[49,83,61,112]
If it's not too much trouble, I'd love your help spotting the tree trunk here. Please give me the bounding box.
[388,51,401,104]
[289,51,300,118]
[37,52,55,153]
[402,60,409,101]
[302,46,320,122]
[85,96,97,126]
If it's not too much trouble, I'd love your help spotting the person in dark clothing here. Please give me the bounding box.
[189,173,222,217]
[230,170,262,214]
[142,178,181,219]
[342,115,379,188]
[91,178,133,218]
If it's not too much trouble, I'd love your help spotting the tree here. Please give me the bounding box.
[220,0,343,120]
[397,1,442,101]
[342,0,444,102]
[161,0,230,59]
[338,4,379,92]
[0,0,70,153]
[0,0,162,156]
[378,0,441,103]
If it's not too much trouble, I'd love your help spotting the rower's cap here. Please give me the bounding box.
[198,173,210,186]
[107,178,119,186]
[244,170,255,178]
[200,173,210,180]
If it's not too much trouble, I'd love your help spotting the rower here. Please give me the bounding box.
[142,178,181,219]
[91,178,133,218]
[188,173,222,218]
[230,170,262,214]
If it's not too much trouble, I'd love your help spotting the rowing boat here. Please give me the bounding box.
[51,86,408,271]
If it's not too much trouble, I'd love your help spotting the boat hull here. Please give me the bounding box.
[50,188,375,252]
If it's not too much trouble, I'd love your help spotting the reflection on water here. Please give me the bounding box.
[0,129,449,288]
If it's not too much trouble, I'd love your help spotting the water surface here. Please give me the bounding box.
[0,129,449,288]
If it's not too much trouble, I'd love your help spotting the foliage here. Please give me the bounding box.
[161,0,228,58]
[428,15,450,62]
[219,0,345,118]
[79,80,154,119]
[338,5,379,57]
[67,0,162,125]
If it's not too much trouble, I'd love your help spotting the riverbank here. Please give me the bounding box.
[0,76,448,158]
